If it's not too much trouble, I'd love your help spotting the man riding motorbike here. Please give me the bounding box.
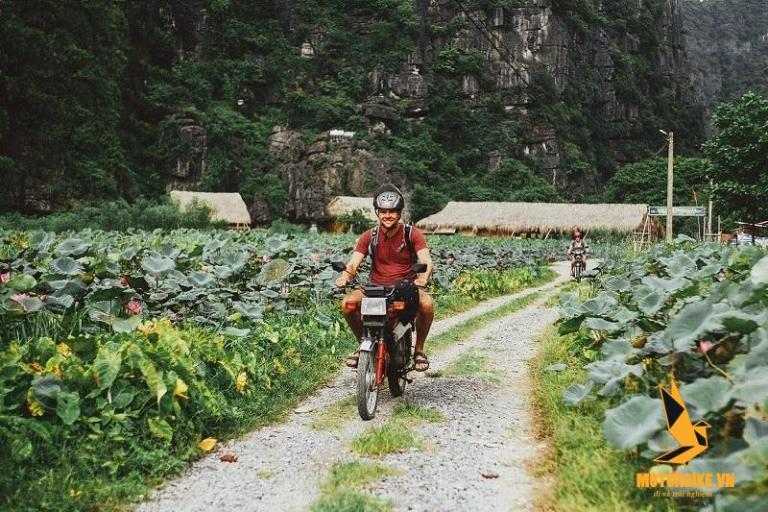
[567,228,589,276]
[335,185,434,372]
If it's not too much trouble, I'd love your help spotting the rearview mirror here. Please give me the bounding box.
[412,263,427,273]
[331,261,346,272]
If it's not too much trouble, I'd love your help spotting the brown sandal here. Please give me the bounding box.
[345,351,360,368]
[413,352,430,372]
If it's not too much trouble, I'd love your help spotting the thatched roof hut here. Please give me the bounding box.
[170,191,251,228]
[327,196,377,221]
[416,202,658,238]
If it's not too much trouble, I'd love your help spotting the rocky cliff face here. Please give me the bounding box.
[683,0,768,134]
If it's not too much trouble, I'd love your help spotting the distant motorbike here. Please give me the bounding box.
[332,261,427,420]
[572,247,585,283]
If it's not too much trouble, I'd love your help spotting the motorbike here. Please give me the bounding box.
[572,247,585,283]
[332,261,427,420]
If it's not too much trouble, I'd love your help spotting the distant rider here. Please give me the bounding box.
[335,185,434,372]
[567,229,589,276]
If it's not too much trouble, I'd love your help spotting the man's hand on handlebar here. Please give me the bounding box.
[414,277,427,288]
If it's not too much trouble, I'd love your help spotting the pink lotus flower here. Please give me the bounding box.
[309,253,320,262]
[126,299,143,316]
[697,339,715,354]
[0,271,10,283]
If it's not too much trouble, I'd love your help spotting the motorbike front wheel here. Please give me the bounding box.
[357,348,379,420]
[575,261,583,283]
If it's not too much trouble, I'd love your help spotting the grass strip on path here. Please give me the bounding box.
[310,460,401,512]
[530,325,679,512]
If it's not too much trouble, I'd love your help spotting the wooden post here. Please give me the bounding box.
[718,215,722,243]
[707,179,713,241]
[666,131,674,242]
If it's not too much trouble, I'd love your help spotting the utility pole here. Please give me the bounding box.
[660,130,674,242]
[708,179,713,242]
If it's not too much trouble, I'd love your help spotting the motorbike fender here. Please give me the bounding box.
[358,338,375,352]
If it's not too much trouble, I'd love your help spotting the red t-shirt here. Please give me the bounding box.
[354,224,428,285]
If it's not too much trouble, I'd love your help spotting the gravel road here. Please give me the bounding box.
[137,262,573,512]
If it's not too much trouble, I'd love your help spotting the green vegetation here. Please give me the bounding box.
[390,401,445,424]
[350,421,423,457]
[553,240,768,509]
[443,350,503,384]
[531,326,678,511]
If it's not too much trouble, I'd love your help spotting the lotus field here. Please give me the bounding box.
[0,228,554,511]
[558,241,768,508]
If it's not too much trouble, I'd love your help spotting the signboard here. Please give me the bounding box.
[648,206,706,217]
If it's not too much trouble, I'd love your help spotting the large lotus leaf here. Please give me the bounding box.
[584,317,623,333]
[55,391,80,425]
[703,495,768,512]
[7,295,44,314]
[730,366,768,405]
[203,239,226,255]
[212,265,233,280]
[641,275,690,296]
[177,290,203,302]
[659,252,697,275]
[587,360,643,396]
[635,287,665,316]
[681,376,732,417]
[265,237,289,254]
[51,257,84,276]
[260,288,280,299]
[232,301,263,321]
[188,271,216,288]
[88,300,118,324]
[141,255,175,275]
[601,339,633,361]
[121,246,139,260]
[44,295,75,310]
[157,244,181,259]
[110,379,135,409]
[610,307,639,324]
[6,273,37,291]
[46,279,85,296]
[220,251,248,273]
[678,458,756,490]
[646,429,677,452]
[563,381,595,406]
[602,395,665,449]
[714,309,762,335]
[315,267,336,282]
[663,300,730,350]
[581,294,618,316]
[111,316,141,333]
[603,277,631,292]
[744,417,768,446]
[750,254,768,285]
[258,258,293,284]
[558,315,585,335]
[55,238,90,257]
[29,231,56,251]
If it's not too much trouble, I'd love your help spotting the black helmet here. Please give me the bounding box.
[373,185,405,211]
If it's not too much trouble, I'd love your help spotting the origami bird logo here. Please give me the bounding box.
[654,378,710,465]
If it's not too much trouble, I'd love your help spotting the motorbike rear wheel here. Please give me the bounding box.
[357,348,379,420]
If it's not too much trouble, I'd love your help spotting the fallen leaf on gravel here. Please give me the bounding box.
[294,406,314,414]
[220,454,238,463]
[198,437,217,452]
[481,471,499,479]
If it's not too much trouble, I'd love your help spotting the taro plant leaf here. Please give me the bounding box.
[704,495,768,512]
[9,295,44,314]
[94,345,122,390]
[558,315,584,335]
[55,391,80,425]
[603,277,630,292]
[563,381,595,406]
[148,416,173,442]
[141,255,175,275]
[587,361,644,396]
[647,429,677,452]
[260,288,280,299]
[6,273,36,291]
[221,327,250,338]
[678,458,755,490]
[744,417,768,446]
[258,258,293,284]
[110,380,135,409]
[139,358,167,406]
[51,257,83,276]
[32,376,62,410]
[750,254,768,285]
[88,300,117,324]
[601,339,633,361]
[581,295,618,316]
[188,271,216,288]
[727,435,768,480]
[44,295,75,310]
[730,366,768,405]
[55,238,90,257]
[265,237,289,254]
[663,300,724,350]
[232,301,263,321]
[682,376,732,417]
[602,395,665,449]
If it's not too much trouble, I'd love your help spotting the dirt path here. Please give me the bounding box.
[137,262,572,512]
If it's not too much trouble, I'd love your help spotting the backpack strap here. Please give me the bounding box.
[404,224,417,263]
